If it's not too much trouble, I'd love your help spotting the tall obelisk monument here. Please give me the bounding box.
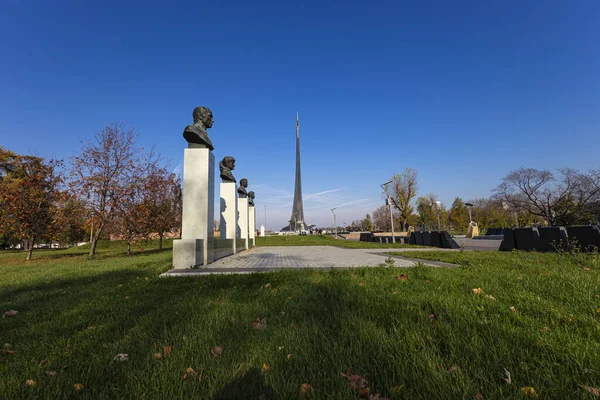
[289,112,306,231]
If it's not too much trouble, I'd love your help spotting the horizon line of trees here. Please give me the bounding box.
[352,166,600,233]
[0,122,182,260]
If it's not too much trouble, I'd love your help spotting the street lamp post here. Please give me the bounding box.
[264,204,267,230]
[331,207,338,239]
[465,202,473,223]
[381,180,395,243]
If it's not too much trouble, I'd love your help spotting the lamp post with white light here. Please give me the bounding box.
[380,180,395,243]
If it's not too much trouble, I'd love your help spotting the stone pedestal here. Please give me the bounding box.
[220,182,237,254]
[237,198,249,251]
[172,147,215,268]
[249,205,256,248]
[260,225,265,237]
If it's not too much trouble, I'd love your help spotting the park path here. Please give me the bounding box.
[161,246,457,276]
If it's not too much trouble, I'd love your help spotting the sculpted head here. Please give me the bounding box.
[248,191,255,199]
[192,106,214,129]
[240,178,248,188]
[222,156,235,170]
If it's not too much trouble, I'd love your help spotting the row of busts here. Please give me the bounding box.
[183,106,256,207]
[218,156,255,206]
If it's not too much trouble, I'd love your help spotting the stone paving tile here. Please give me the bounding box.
[161,246,457,276]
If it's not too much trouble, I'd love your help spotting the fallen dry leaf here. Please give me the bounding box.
[163,345,173,356]
[153,353,162,359]
[473,393,484,399]
[287,353,292,360]
[25,379,36,387]
[341,369,369,393]
[271,289,277,294]
[472,288,483,295]
[183,367,197,380]
[73,383,84,392]
[231,316,238,323]
[264,283,271,288]
[393,291,398,294]
[428,313,438,320]
[113,354,129,362]
[290,322,297,329]
[510,306,517,313]
[211,346,223,358]
[3,343,15,355]
[485,295,496,301]
[299,383,313,395]
[396,274,408,281]
[446,365,458,374]
[360,280,366,286]
[583,267,591,271]
[502,368,511,384]
[252,318,267,330]
[45,371,58,377]
[578,385,600,397]
[391,385,404,393]
[279,311,286,316]
[39,359,49,366]
[262,363,270,372]
[3,310,18,318]
[520,386,538,398]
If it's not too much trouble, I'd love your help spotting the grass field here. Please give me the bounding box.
[256,234,417,249]
[1,241,600,399]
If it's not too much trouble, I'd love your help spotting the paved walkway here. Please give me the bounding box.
[161,246,457,276]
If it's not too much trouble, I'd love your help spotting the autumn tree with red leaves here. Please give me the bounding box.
[69,123,158,258]
[0,147,62,260]
[138,166,182,250]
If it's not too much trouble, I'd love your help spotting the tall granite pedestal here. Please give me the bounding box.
[237,198,249,251]
[219,182,237,257]
[172,147,215,268]
[249,205,256,248]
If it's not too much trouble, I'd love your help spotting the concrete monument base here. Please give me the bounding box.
[238,197,249,251]
[220,182,237,254]
[173,239,214,269]
[249,205,256,248]
[214,238,235,259]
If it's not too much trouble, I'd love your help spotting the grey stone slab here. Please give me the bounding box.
[499,229,516,251]
[514,228,541,251]
[422,232,432,246]
[566,225,600,252]
[538,227,567,252]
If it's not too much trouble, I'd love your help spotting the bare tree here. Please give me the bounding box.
[494,167,600,226]
[385,168,418,231]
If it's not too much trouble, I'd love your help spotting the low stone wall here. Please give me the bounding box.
[499,225,599,252]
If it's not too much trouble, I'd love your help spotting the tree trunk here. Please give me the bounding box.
[127,242,131,256]
[89,238,99,258]
[158,234,163,251]
[26,236,35,261]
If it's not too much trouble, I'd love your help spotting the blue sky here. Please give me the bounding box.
[1,0,599,229]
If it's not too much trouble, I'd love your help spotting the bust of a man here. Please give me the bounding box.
[219,156,236,183]
[183,106,214,150]
[238,178,248,198]
[248,191,255,206]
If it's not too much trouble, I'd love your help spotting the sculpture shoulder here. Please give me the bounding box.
[183,124,214,150]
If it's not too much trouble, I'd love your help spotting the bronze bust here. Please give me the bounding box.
[183,106,214,150]
[238,178,248,198]
[248,191,255,206]
[219,156,236,183]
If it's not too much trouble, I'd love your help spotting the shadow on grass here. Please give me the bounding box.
[212,368,277,400]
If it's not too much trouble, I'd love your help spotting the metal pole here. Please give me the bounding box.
[388,198,395,243]
[264,205,267,230]
[331,208,338,239]
[468,208,472,223]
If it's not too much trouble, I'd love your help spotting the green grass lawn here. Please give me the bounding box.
[257,234,417,249]
[1,242,600,399]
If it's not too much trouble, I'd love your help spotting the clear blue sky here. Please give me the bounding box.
[1,0,599,229]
